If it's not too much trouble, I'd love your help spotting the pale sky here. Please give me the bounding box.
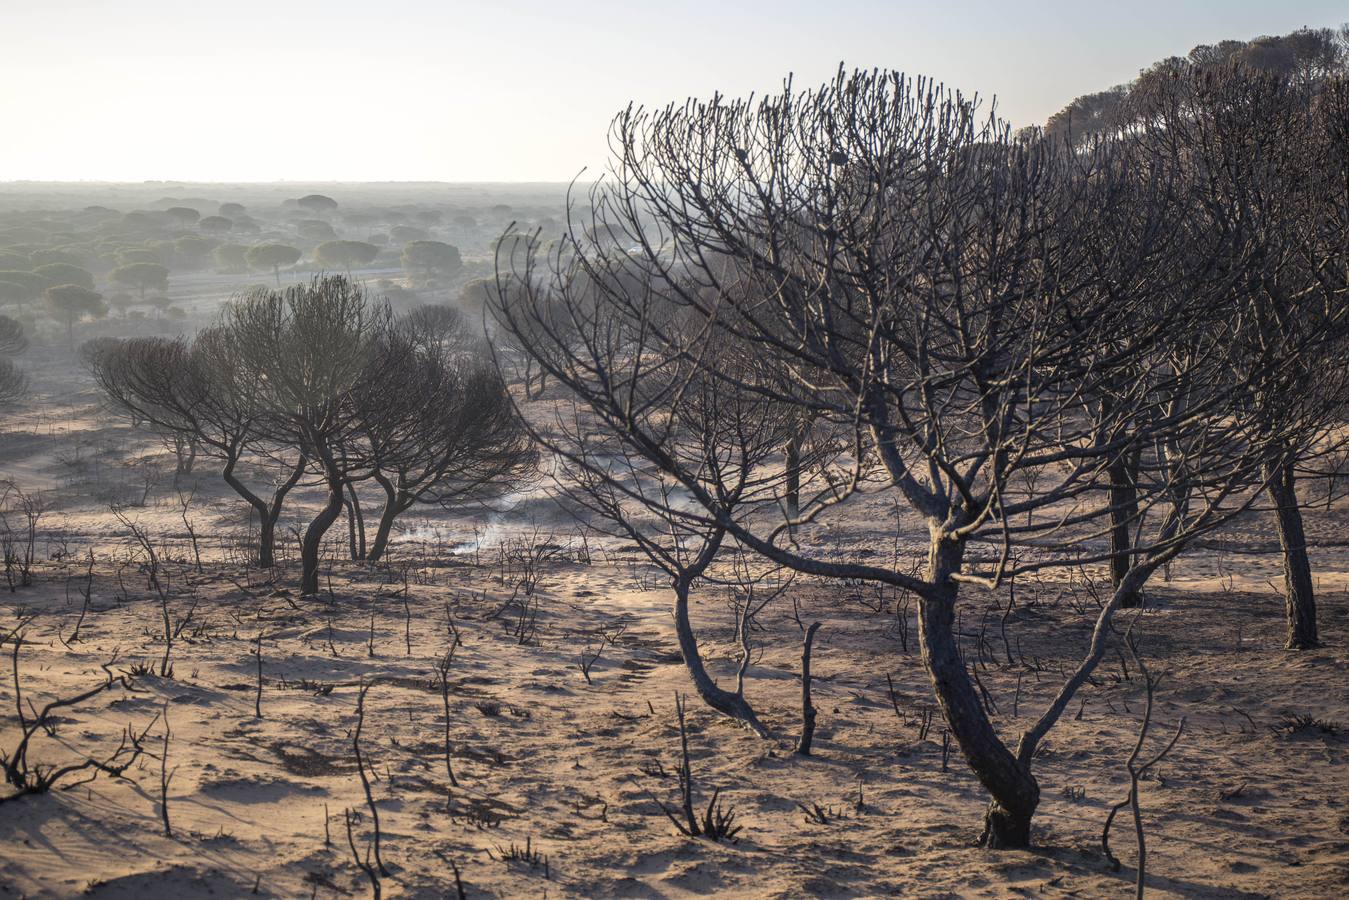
[1,0,1344,182]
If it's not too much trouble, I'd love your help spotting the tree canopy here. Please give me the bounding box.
[315,240,379,271]
[164,206,201,227]
[199,215,233,234]
[401,240,461,281]
[244,243,302,286]
[44,284,106,341]
[33,263,94,290]
[297,194,338,214]
[111,262,170,299]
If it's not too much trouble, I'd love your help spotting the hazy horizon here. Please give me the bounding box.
[3,0,1345,183]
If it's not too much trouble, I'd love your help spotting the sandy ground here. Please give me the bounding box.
[0,351,1345,899]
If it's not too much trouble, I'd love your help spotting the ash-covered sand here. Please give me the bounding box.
[0,359,1345,898]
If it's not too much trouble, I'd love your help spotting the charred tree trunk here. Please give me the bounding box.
[258,515,278,569]
[302,446,346,595]
[348,493,364,555]
[1109,453,1141,608]
[785,433,802,522]
[671,575,769,737]
[1265,457,1318,649]
[365,471,404,564]
[523,358,538,400]
[919,532,1039,848]
[345,482,367,561]
[795,622,821,755]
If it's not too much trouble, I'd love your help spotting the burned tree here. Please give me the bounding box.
[1125,63,1349,648]
[349,312,534,563]
[219,276,393,594]
[86,337,201,478]
[495,280,577,400]
[493,68,1335,847]
[398,304,482,361]
[2,629,156,802]
[88,333,305,567]
[489,304,817,733]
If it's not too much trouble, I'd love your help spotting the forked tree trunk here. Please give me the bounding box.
[671,575,769,737]
[1108,454,1141,608]
[1265,457,1318,649]
[264,456,306,569]
[223,458,275,569]
[222,454,305,569]
[919,532,1039,848]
